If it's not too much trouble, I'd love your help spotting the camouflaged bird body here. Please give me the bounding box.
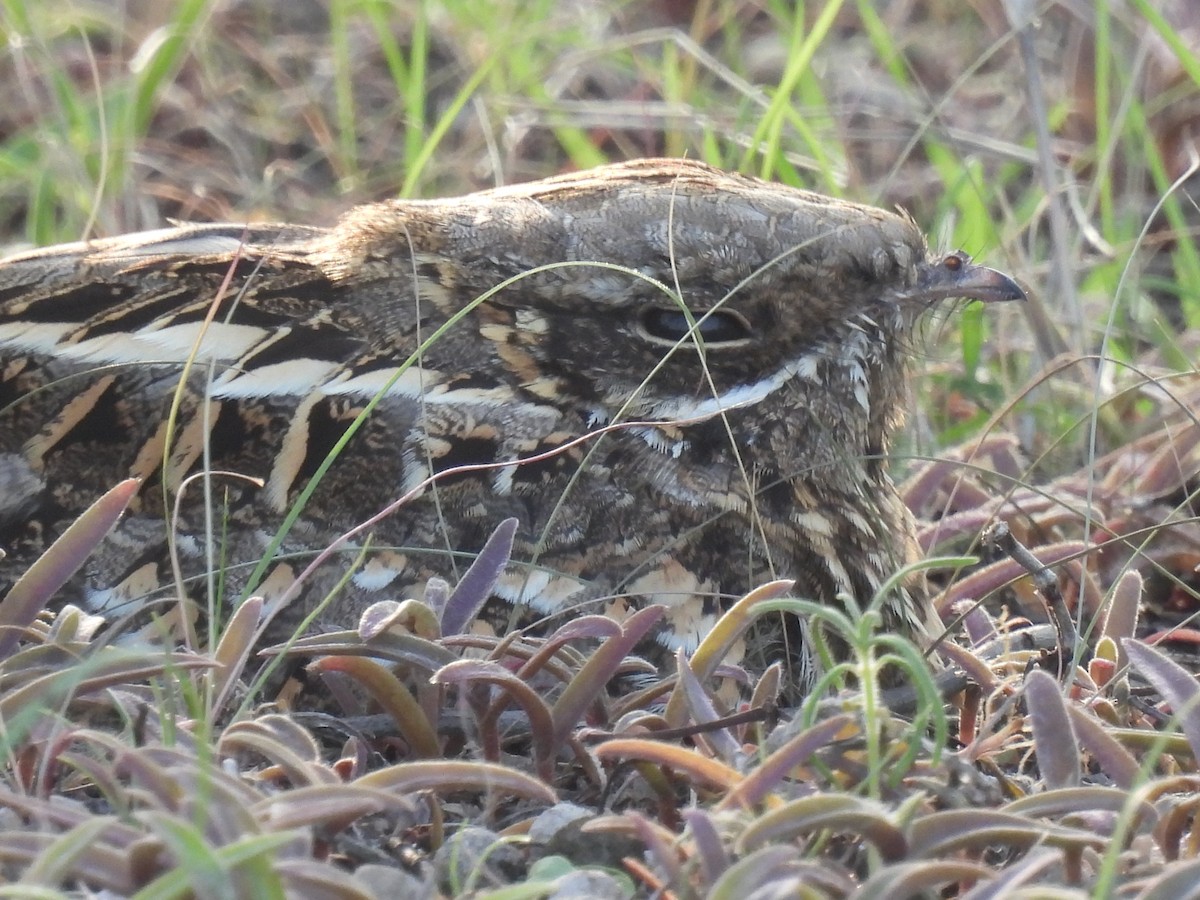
[0,159,1019,679]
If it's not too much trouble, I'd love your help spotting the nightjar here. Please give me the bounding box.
[0,158,1023,691]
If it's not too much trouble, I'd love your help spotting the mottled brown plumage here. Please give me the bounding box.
[0,158,1023,692]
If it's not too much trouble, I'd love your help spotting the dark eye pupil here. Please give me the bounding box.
[641,309,750,343]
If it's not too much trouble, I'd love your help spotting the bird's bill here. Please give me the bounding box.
[910,251,1027,305]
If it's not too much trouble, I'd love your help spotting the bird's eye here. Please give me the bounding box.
[639,308,753,344]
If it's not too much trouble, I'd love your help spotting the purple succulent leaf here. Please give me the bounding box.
[717,715,852,811]
[917,507,994,551]
[675,649,741,763]
[857,859,997,900]
[0,479,140,659]
[250,784,419,832]
[440,517,517,635]
[958,848,1061,900]
[543,614,623,644]
[263,629,458,672]
[899,456,959,513]
[1100,570,1142,671]
[433,659,556,780]
[737,795,907,862]
[622,810,683,885]
[707,845,801,900]
[1004,786,1153,825]
[356,759,556,803]
[957,603,999,646]
[1125,638,1200,762]
[934,642,996,691]
[1136,421,1200,497]
[1066,705,1140,789]
[550,604,665,748]
[1024,669,1080,789]
[1112,856,1200,900]
[306,656,441,758]
[0,826,136,894]
[210,596,264,712]
[682,808,729,886]
[0,653,211,722]
[910,810,1105,858]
